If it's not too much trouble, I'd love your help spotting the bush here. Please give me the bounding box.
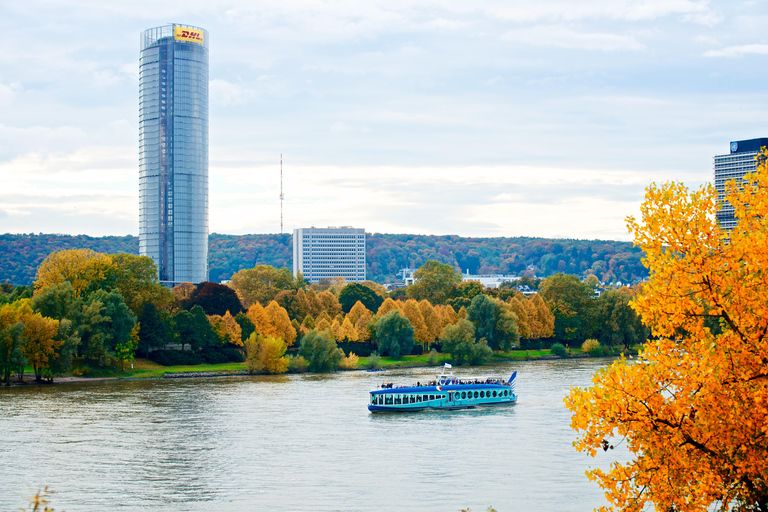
[581,339,601,356]
[222,347,244,362]
[366,352,383,370]
[410,344,424,356]
[201,348,228,364]
[601,345,614,357]
[245,335,288,374]
[149,349,203,366]
[339,352,360,370]
[550,343,567,358]
[287,355,309,373]
[299,329,344,373]
[427,349,440,366]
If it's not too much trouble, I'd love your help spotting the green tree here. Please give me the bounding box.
[539,273,596,342]
[440,318,493,366]
[407,260,462,304]
[595,288,647,349]
[446,280,486,310]
[173,305,217,352]
[298,329,344,373]
[137,302,170,356]
[78,290,136,365]
[339,283,384,314]
[374,310,415,359]
[234,312,256,342]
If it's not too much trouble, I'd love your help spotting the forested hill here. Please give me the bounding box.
[0,232,646,286]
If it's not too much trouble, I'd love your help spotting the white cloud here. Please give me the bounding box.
[501,25,645,51]
[704,43,768,57]
[210,79,255,106]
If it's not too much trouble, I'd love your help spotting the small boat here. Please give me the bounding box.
[368,364,517,413]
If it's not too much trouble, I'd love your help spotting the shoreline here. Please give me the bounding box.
[0,351,628,387]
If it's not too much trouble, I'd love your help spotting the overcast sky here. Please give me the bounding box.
[1,0,767,241]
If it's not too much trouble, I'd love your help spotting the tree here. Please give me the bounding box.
[234,312,255,343]
[407,260,461,304]
[418,299,442,349]
[539,273,596,342]
[0,303,26,385]
[174,306,217,351]
[317,291,342,317]
[440,319,492,366]
[374,310,415,359]
[401,299,429,348]
[184,282,243,316]
[229,265,301,308]
[115,325,138,372]
[79,290,136,365]
[33,249,111,296]
[245,334,288,374]
[137,302,169,356]
[446,280,486,310]
[376,298,400,317]
[265,301,297,346]
[566,161,768,512]
[298,329,344,372]
[529,293,555,339]
[21,310,61,382]
[104,253,175,316]
[339,283,384,314]
[507,295,531,339]
[595,288,646,350]
[208,311,243,347]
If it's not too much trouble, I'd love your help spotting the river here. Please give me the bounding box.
[0,358,625,512]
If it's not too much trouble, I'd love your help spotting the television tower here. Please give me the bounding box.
[280,154,284,234]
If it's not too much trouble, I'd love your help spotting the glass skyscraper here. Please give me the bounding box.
[139,24,209,285]
[713,137,768,230]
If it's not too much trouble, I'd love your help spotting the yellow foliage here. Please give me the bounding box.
[315,317,332,334]
[580,338,600,354]
[208,311,242,346]
[34,249,111,296]
[377,297,400,317]
[246,302,276,339]
[347,300,371,325]
[435,304,459,328]
[245,334,288,374]
[566,153,768,511]
[418,300,442,345]
[338,316,358,342]
[507,295,531,339]
[354,310,373,342]
[265,300,297,346]
[339,351,359,370]
[317,290,342,317]
[401,299,429,345]
[21,311,61,379]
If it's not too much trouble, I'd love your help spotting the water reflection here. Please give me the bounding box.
[1,359,625,512]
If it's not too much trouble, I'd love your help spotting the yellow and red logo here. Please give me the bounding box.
[174,27,204,44]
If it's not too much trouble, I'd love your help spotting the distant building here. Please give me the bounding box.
[714,137,768,230]
[139,24,209,286]
[461,273,519,289]
[293,227,366,283]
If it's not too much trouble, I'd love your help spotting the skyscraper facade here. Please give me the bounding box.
[139,24,209,285]
[713,137,768,230]
[293,227,366,283]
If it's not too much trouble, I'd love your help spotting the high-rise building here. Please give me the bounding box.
[293,227,366,283]
[139,24,209,286]
[714,137,768,230]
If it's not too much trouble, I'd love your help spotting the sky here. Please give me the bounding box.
[1,0,767,241]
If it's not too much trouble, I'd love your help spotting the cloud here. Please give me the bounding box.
[210,79,255,106]
[704,44,768,58]
[501,25,645,51]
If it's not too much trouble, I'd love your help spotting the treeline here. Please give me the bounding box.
[0,251,647,384]
[1,233,646,286]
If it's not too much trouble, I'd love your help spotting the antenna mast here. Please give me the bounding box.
[280,154,284,234]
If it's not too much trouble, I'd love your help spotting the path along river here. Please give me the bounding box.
[0,358,627,512]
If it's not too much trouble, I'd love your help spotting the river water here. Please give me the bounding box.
[0,359,625,512]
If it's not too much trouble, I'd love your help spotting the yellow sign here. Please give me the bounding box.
[174,27,204,44]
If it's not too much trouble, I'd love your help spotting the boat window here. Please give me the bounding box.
[504,390,508,397]
[461,391,466,399]
[416,395,422,402]
[410,395,416,404]
[423,395,428,401]
[395,395,402,405]
[480,391,485,398]
[474,391,479,398]
[492,390,497,397]
[429,395,435,401]
[385,395,393,405]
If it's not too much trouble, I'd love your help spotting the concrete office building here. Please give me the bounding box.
[714,137,768,230]
[139,24,209,286]
[293,227,366,283]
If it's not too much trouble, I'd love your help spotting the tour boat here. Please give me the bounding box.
[368,364,517,413]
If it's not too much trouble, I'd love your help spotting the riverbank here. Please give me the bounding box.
[2,346,636,386]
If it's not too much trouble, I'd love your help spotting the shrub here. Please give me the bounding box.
[366,351,383,370]
[601,345,614,357]
[222,347,244,362]
[287,354,309,373]
[245,335,288,374]
[581,339,601,356]
[550,342,567,358]
[200,348,228,364]
[299,329,344,372]
[149,349,203,366]
[427,349,440,366]
[339,352,360,370]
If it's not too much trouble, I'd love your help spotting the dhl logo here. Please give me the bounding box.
[174,27,204,44]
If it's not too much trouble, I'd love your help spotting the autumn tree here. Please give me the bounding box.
[265,301,297,346]
[594,288,646,350]
[566,158,768,512]
[0,304,25,385]
[183,282,243,316]
[539,273,596,342]
[21,309,61,382]
[33,249,112,297]
[228,265,303,308]
[407,260,462,304]
[339,283,383,314]
[208,311,243,347]
[245,334,288,374]
[376,297,400,317]
[418,299,443,348]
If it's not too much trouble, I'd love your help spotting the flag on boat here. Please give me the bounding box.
[436,385,442,391]
[444,363,452,369]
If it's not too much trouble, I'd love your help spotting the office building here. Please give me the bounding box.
[714,137,768,230]
[293,227,366,283]
[139,24,209,285]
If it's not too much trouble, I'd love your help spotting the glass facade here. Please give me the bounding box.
[713,138,768,230]
[139,24,209,285]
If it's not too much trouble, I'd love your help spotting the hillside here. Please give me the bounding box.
[0,232,646,286]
